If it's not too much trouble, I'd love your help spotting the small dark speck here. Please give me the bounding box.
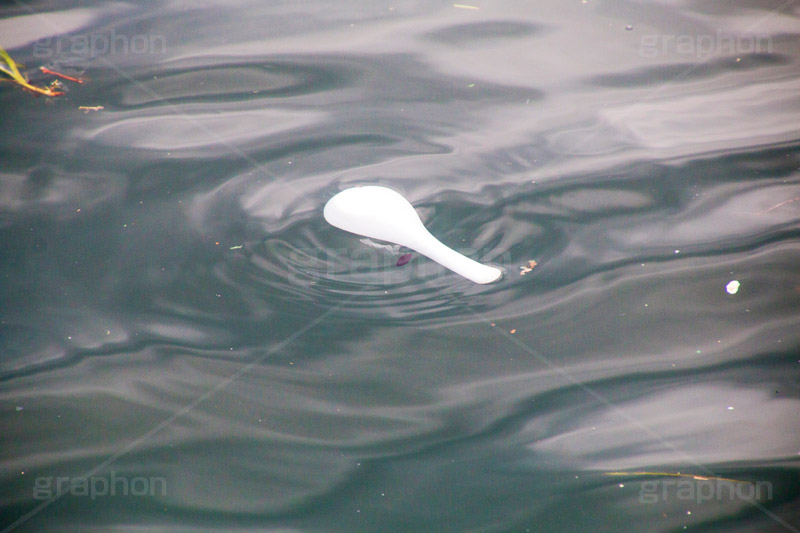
[625,25,634,30]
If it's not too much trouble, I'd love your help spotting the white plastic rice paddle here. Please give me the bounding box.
[324,186,502,284]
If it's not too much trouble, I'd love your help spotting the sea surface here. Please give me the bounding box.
[1,1,799,531]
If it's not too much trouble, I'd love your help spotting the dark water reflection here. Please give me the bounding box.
[1,1,799,531]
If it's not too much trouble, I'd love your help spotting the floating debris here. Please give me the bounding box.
[78,105,104,112]
[229,245,243,250]
[604,471,751,484]
[396,253,412,267]
[40,66,83,84]
[519,260,537,275]
[726,280,740,295]
[453,4,479,9]
[0,45,64,96]
[759,196,800,214]
[326,186,501,284]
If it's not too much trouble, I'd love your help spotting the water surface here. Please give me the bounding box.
[1,1,799,531]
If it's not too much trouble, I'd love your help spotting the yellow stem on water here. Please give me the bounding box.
[0,45,64,96]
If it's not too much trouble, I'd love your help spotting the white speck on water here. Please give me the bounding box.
[726,280,740,294]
